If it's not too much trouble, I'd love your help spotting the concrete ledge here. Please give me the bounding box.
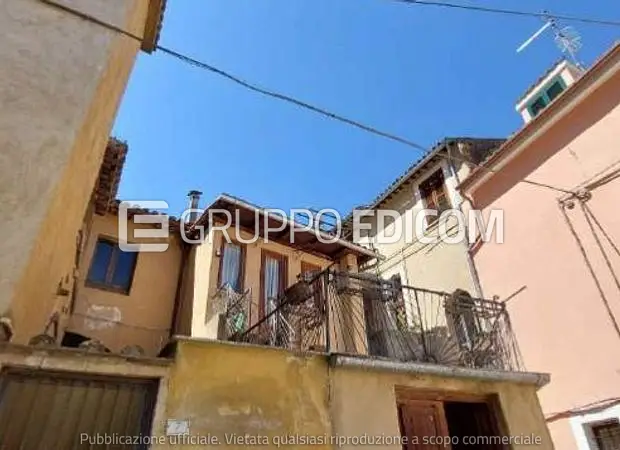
[329,353,550,388]
[0,342,172,376]
[175,337,551,388]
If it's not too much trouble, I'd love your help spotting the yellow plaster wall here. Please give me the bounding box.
[1,0,152,343]
[68,213,183,356]
[185,228,333,339]
[363,161,476,295]
[331,367,553,450]
[162,340,331,450]
[161,340,552,450]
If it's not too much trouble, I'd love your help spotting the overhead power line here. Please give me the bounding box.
[390,0,620,27]
[39,0,578,195]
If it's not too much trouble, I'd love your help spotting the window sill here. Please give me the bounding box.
[85,281,131,296]
[423,209,454,232]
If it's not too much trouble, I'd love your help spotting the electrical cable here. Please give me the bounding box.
[389,0,620,27]
[39,0,578,195]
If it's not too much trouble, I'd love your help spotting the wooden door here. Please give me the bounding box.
[398,400,451,450]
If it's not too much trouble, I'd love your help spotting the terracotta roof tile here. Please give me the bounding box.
[93,138,127,215]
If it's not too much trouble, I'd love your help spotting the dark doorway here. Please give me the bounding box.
[444,401,504,450]
[396,387,507,450]
[61,331,90,348]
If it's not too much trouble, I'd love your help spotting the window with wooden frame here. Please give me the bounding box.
[218,240,245,292]
[591,419,620,450]
[86,238,138,294]
[418,169,451,226]
[300,261,323,308]
[260,250,288,318]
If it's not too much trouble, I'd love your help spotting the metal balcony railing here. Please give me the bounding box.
[228,270,523,372]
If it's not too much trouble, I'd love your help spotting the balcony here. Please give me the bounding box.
[225,270,523,372]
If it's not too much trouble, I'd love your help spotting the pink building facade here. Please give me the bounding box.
[461,44,620,450]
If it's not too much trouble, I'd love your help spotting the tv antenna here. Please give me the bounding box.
[517,12,584,69]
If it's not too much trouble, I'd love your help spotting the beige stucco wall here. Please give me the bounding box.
[182,227,333,339]
[67,213,183,356]
[469,54,620,449]
[331,365,553,450]
[0,340,551,449]
[0,0,151,342]
[160,339,552,450]
[161,339,332,450]
[363,160,476,296]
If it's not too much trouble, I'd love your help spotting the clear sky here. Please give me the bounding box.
[112,0,620,216]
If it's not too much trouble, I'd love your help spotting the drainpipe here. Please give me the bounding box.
[447,142,485,298]
[169,241,190,340]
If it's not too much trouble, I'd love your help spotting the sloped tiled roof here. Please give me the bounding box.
[339,137,504,238]
[93,138,127,215]
[365,137,505,210]
[92,138,181,231]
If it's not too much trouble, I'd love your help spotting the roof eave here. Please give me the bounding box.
[368,139,451,210]
[141,0,166,53]
[197,194,377,260]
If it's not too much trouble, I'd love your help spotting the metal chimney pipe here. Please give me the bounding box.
[187,190,203,223]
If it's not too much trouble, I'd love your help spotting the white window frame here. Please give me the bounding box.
[569,403,620,449]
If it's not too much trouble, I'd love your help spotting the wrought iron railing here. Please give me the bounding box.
[229,270,523,371]
[211,285,253,339]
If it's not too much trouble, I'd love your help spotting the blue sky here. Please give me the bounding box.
[112,0,619,216]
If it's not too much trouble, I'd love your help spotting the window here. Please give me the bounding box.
[419,169,451,226]
[218,241,244,291]
[527,77,567,118]
[529,96,548,117]
[591,420,620,450]
[546,80,565,101]
[261,251,287,318]
[87,238,137,293]
[300,262,322,308]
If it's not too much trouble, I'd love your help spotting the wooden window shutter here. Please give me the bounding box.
[419,170,451,224]
[398,400,451,450]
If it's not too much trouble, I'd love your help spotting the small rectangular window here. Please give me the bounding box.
[546,80,565,101]
[529,96,548,117]
[591,420,620,450]
[86,238,137,294]
[419,169,451,226]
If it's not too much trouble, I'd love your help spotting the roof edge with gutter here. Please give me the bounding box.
[197,193,377,260]
[355,137,505,214]
[459,42,620,195]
